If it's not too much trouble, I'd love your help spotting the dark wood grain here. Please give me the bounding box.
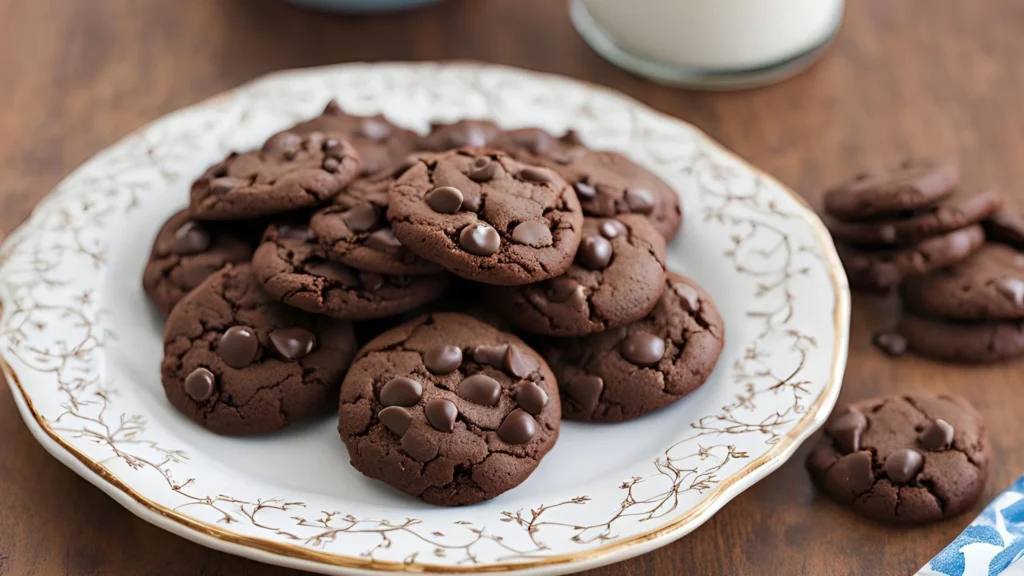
[2,1,1023,574]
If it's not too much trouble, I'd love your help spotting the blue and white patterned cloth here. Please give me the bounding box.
[918,475,1024,576]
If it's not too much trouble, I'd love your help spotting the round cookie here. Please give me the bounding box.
[388,148,584,286]
[190,129,361,220]
[484,215,667,335]
[806,394,989,524]
[310,173,443,275]
[823,157,960,221]
[252,222,450,320]
[423,119,501,151]
[839,224,985,291]
[983,208,1024,248]
[540,272,724,422]
[142,209,254,316]
[337,312,560,505]
[901,243,1024,320]
[898,313,1024,363]
[162,264,357,435]
[824,188,1002,246]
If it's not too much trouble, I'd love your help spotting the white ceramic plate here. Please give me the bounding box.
[0,63,849,575]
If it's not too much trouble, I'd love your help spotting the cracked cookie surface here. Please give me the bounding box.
[484,215,667,335]
[252,222,450,320]
[143,209,254,316]
[161,264,357,435]
[387,148,584,285]
[902,243,1024,320]
[806,394,989,524]
[539,272,724,422]
[337,312,561,506]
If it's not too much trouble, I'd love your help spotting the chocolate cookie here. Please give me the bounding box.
[491,128,582,163]
[388,148,584,285]
[162,264,357,435]
[898,313,1024,363]
[983,208,1024,248]
[901,243,1024,320]
[283,100,422,177]
[309,173,443,275]
[251,222,450,320]
[823,158,960,221]
[840,224,985,291]
[825,188,1002,246]
[142,209,254,316]
[484,215,667,335]
[190,129,361,220]
[806,394,989,524]
[337,312,560,505]
[540,272,724,422]
[423,119,501,151]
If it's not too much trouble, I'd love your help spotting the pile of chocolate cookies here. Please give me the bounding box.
[145,101,725,505]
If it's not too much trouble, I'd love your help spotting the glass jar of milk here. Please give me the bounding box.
[571,0,845,89]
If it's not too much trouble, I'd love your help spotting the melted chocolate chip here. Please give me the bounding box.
[458,374,502,406]
[510,220,552,247]
[567,375,603,412]
[546,277,581,303]
[264,132,303,157]
[218,325,259,369]
[873,332,908,357]
[184,367,215,401]
[462,192,482,213]
[919,418,955,451]
[459,223,501,256]
[358,271,384,292]
[424,398,458,432]
[365,228,402,252]
[885,449,924,485]
[378,406,411,437]
[423,344,462,374]
[519,166,555,184]
[497,409,537,444]
[341,203,378,233]
[268,328,317,360]
[277,224,315,241]
[511,130,551,155]
[472,344,509,368]
[845,451,876,493]
[996,277,1024,306]
[360,118,392,141]
[513,381,548,414]
[380,377,423,407]
[599,219,627,239]
[625,187,656,214]
[322,157,341,172]
[673,282,701,314]
[468,156,497,182]
[169,221,211,255]
[574,181,597,199]
[826,408,868,454]
[620,333,665,366]
[426,186,464,214]
[504,345,539,378]
[577,235,613,270]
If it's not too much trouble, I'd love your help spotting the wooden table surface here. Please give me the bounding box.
[2,1,1023,574]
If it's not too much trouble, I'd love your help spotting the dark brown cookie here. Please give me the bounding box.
[190,129,361,220]
[806,394,989,524]
[983,208,1024,248]
[484,215,667,335]
[901,243,1024,320]
[839,224,985,291]
[388,148,584,285]
[823,158,960,221]
[142,209,254,316]
[337,312,560,506]
[491,128,582,163]
[251,222,450,320]
[423,119,501,151]
[161,264,357,435]
[540,272,724,422]
[824,188,1002,246]
[284,100,423,177]
[898,313,1024,363]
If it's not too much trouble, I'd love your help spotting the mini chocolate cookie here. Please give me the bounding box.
[898,313,1024,363]
[983,208,1024,248]
[901,243,1024,320]
[143,209,254,316]
[540,272,724,422]
[823,158,960,221]
[190,129,361,220]
[806,394,989,524]
[547,147,682,240]
[825,188,1002,246]
[310,174,443,275]
[484,215,667,335]
[388,148,584,285]
[162,264,357,435]
[424,120,501,151]
[251,222,450,320]
[338,312,560,505]
[840,224,985,291]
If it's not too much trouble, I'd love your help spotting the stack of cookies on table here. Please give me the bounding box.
[144,101,725,505]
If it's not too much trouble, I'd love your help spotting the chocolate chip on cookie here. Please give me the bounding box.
[897,313,1024,363]
[823,157,960,221]
[251,222,450,320]
[983,208,1024,248]
[539,272,724,422]
[337,312,560,505]
[901,243,1024,320]
[806,394,989,523]
[484,215,667,335]
[161,264,357,435]
[424,119,501,151]
[387,148,584,285]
